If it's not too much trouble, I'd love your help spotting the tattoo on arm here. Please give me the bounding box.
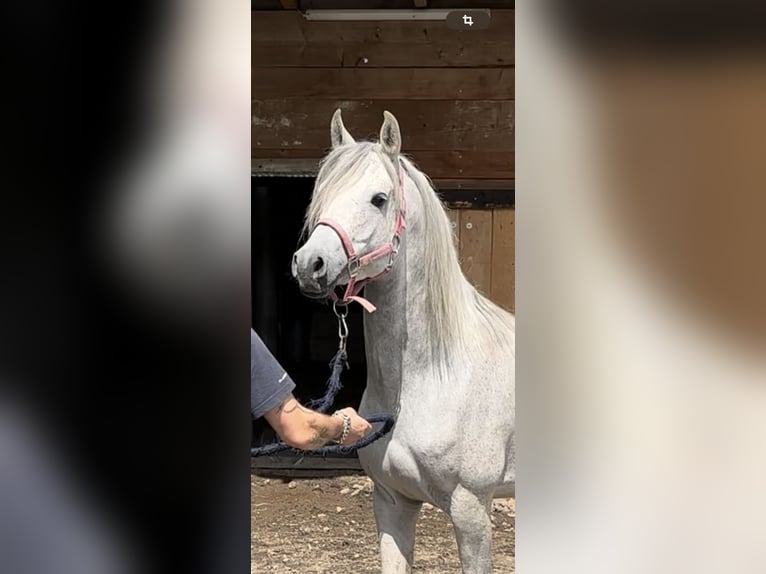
[276,397,311,415]
[271,396,340,448]
[307,424,335,448]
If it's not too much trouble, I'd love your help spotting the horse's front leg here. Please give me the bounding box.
[449,485,493,574]
[372,484,422,574]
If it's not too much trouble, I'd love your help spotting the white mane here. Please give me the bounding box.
[398,155,515,363]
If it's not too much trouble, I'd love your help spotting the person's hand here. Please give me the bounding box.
[335,407,373,444]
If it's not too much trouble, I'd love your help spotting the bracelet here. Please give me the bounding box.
[332,410,351,445]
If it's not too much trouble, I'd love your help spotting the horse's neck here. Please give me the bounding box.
[362,236,436,409]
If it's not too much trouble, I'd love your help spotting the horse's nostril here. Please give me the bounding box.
[313,257,324,273]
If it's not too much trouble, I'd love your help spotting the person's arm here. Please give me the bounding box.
[264,394,372,450]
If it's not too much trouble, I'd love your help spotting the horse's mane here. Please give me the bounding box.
[398,155,515,364]
[304,141,515,365]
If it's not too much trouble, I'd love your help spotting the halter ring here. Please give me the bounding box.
[332,300,349,318]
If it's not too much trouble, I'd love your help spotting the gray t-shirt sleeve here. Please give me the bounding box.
[251,329,296,419]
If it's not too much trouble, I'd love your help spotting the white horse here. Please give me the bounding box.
[292,110,515,573]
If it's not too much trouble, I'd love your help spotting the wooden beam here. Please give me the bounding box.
[251,167,514,202]
[433,179,514,191]
[279,0,298,8]
[251,453,364,478]
[252,467,365,478]
[252,149,514,179]
[252,100,514,151]
[252,40,514,68]
[252,158,318,175]
[251,161,515,204]
[340,40,512,68]
[439,188,515,209]
[253,68,514,100]
[490,208,515,313]
[459,210,493,296]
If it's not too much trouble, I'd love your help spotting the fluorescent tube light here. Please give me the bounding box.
[302,9,489,22]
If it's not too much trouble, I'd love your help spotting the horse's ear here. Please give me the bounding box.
[330,109,355,148]
[379,111,401,157]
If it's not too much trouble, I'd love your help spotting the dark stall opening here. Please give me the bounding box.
[251,176,368,464]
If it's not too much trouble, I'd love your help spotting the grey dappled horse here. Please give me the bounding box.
[292,110,515,573]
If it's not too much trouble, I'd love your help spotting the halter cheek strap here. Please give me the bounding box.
[314,162,407,313]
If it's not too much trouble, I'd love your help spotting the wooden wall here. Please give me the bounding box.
[252,9,514,189]
[448,207,514,313]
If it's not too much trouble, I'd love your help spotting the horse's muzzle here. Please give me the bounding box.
[293,251,343,300]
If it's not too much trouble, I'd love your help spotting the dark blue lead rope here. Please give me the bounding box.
[251,348,395,457]
[305,347,347,414]
[250,413,394,457]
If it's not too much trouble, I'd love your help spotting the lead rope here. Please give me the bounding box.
[251,303,395,457]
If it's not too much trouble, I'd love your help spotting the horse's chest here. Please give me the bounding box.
[359,428,457,505]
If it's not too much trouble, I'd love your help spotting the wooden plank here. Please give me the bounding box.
[251,11,306,43]
[406,150,515,179]
[459,210,493,296]
[252,10,514,44]
[252,68,514,100]
[439,188,515,209]
[252,157,318,175]
[251,454,364,477]
[446,208,460,250]
[433,179,514,190]
[252,43,344,67]
[253,40,514,68]
[252,468,365,478]
[252,100,514,151]
[252,149,514,179]
[490,208,515,312]
[340,40,513,68]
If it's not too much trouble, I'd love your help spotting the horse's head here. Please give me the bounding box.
[292,109,406,300]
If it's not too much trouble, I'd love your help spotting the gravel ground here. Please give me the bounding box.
[251,475,515,573]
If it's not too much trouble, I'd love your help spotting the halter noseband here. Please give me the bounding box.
[313,161,407,313]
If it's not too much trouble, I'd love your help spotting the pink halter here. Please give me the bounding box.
[314,162,407,313]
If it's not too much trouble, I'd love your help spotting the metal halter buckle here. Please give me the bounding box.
[386,236,401,269]
[347,256,361,277]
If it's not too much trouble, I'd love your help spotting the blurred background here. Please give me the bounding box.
[517,1,766,573]
[0,1,250,573]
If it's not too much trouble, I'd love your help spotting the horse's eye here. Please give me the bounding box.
[371,193,387,208]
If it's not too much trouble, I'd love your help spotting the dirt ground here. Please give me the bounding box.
[251,474,515,573]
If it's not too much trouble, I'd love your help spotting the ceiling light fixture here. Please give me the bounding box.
[302,9,489,22]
